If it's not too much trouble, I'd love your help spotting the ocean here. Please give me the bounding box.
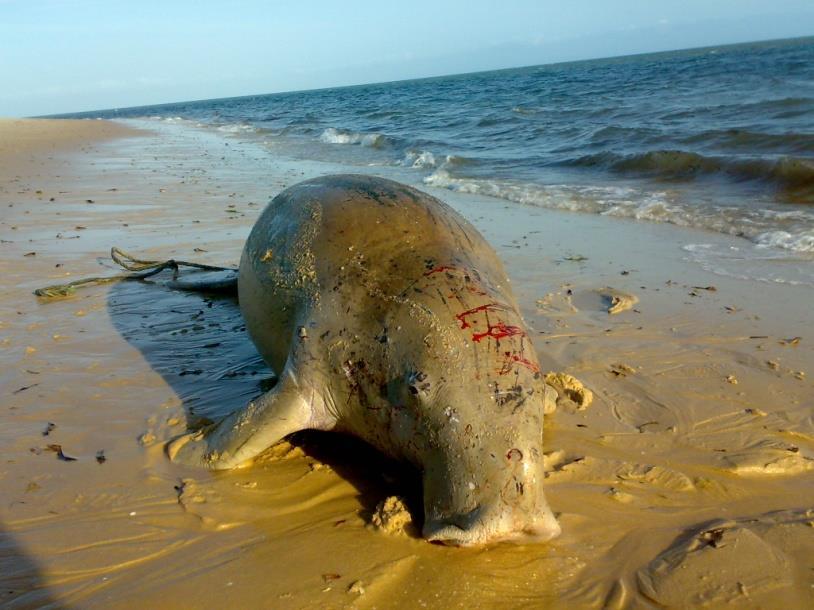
[56,37,814,276]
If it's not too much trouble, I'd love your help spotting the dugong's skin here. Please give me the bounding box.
[169,174,560,546]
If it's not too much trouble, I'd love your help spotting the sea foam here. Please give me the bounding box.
[424,168,814,253]
[320,127,387,148]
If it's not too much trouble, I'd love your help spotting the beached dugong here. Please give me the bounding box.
[168,174,561,546]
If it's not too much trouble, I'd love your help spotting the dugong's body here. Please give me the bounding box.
[170,174,560,545]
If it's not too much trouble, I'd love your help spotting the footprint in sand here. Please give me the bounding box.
[567,287,639,315]
[637,510,814,608]
[683,410,814,476]
[717,440,814,476]
[536,290,578,315]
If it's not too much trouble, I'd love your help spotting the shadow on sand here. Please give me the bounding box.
[106,277,423,531]
[0,522,56,609]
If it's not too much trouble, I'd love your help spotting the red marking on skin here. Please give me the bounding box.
[466,285,488,296]
[455,303,508,329]
[423,265,457,276]
[472,322,525,343]
[507,355,540,374]
[456,303,527,343]
[497,351,540,375]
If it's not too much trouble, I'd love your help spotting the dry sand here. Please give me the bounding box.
[0,118,135,156]
[1,118,812,609]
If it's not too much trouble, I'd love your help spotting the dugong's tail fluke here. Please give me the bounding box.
[167,269,238,294]
[33,247,238,299]
[167,368,325,470]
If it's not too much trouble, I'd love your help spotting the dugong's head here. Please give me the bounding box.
[391,368,561,546]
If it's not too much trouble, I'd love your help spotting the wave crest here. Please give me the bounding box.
[566,150,814,202]
[216,123,257,134]
[401,150,437,169]
[399,151,473,170]
[319,127,387,148]
[754,230,814,252]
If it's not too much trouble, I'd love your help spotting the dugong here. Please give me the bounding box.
[169,174,561,546]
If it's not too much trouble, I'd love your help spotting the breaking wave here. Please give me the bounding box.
[400,150,438,169]
[679,129,814,154]
[216,123,257,134]
[753,230,814,252]
[319,127,388,148]
[424,169,814,253]
[398,150,473,170]
[565,150,814,202]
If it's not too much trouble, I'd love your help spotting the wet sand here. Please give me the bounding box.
[1,119,813,609]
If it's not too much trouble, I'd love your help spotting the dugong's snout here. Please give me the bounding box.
[423,500,561,547]
[420,446,561,547]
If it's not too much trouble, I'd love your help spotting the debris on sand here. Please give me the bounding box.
[138,432,157,446]
[347,580,365,595]
[371,496,413,535]
[544,372,593,409]
[609,363,636,377]
[14,383,40,395]
[536,290,578,315]
[598,287,639,314]
[46,444,77,461]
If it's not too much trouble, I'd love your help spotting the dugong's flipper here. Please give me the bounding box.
[168,368,323,469]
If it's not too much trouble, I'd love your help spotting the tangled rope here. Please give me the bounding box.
[34,247,236,299]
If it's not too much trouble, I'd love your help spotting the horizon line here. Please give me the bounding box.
[42,34,813,119]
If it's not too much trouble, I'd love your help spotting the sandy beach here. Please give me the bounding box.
[1,118,812,609]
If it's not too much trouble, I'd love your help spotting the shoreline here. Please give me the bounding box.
[1,118,812,609]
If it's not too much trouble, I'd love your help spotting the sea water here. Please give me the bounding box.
[56,37,814,283]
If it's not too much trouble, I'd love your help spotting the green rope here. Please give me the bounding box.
[34,247,236,299]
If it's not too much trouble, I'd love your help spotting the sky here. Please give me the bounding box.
[1,0,812,117]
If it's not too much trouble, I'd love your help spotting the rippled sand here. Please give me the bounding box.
[1,119,812,609]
